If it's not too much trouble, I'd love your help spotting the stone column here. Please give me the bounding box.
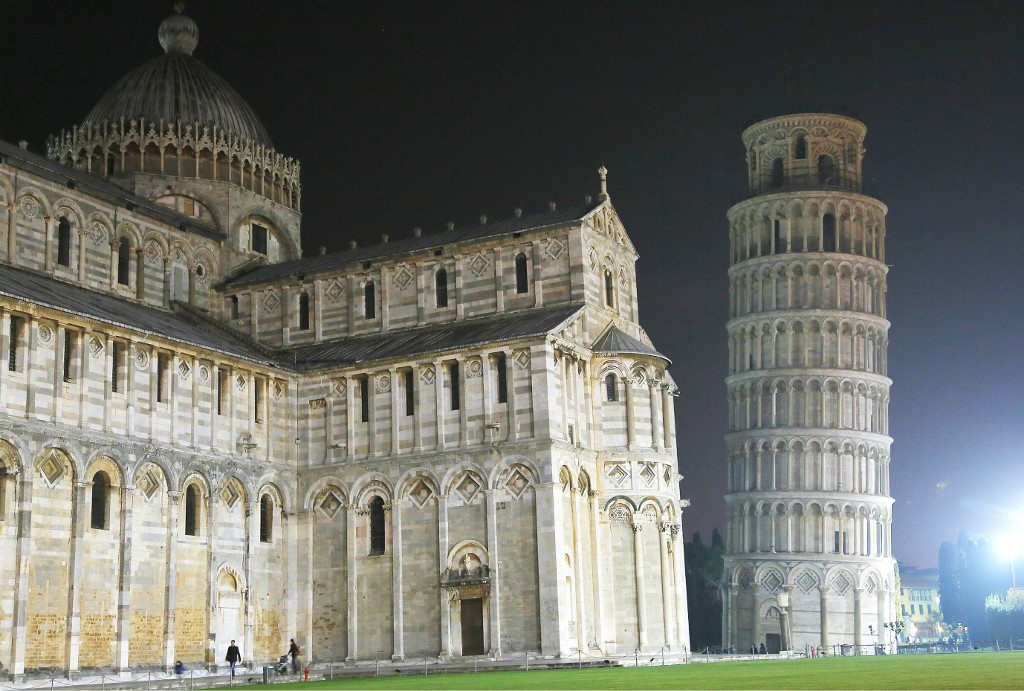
[854,587,863,654]
[162,256,172,308]
[367,372,378,457]
[662,385,675,449]
[108,240,120,289]
[453,255,464,320]
[531,241,543,307]
[777,589,791,651]
[505,349,518,441]
[302,509,315,665]
[625,375,637,449]
[632,522,648,650]
[391,498,405,661]
[346,505,358,661]
[649,380,662,451]
[819,586,830,651]
[0,309,8,405]
[243,499,258,665]
[433,360,445,450]
[5,203,15,260]
[437,494,452,658]
[389,367,400,455]
[187,263,197,306]
[658,523,675,647]
[485,490,502,657]
[571,486,587,649]
[412,368,423,452]
[65,480,88,678]
[135,248,146,300]
[115,484,135,674]
[751,583,762,651]
[346,375,355,461]
[10,468,31,683]
[493,249,504,313]
[43,216,54,271]
[589,491,608,650]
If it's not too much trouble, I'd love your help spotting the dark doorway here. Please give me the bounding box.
[460,598,485,655]
[766,633,781,654]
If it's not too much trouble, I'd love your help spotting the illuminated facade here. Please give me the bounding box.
[0,8,690,681]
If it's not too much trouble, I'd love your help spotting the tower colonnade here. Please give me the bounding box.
[723,114,897,655]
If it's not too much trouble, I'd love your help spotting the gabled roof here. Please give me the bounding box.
[0,263,272,365]
[286,304,583,370]
[592,324,669,363]
[223,201,603,289]
[0,139,221,240]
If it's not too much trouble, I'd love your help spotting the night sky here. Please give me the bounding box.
[3,1,1023,569]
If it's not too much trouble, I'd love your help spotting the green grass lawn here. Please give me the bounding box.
[233,651,1023,690]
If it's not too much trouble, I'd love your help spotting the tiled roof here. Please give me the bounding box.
[0,263,272,365]
[592,324,669,363]
[223,201,602,288]
[0,262,583,371]
[0,138,221,240]
[286,304,583,369]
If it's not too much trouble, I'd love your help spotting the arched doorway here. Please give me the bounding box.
[216,568,244,663]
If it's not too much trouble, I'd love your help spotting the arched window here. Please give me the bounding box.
[90,471,110,530]
[605,374,618,402]
[817,155,835,185]
[117,238,131,285]
[795,136,807,160]
[369,496,386,555]
[364,282,376,319]
[230,296,239,320]
[298,292,310,330]
[773,219,784,253]
[823,214,837,252]
[259,494,273,543]
[494,352,508,404]
[435,269,448,307]
[515,253,529,293]
[604,270,615,307]
[57,217,72,267]
[184,484,200,536]
[770,159,784,188]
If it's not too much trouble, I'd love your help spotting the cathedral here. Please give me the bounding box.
[0,8,690,681]
[722,114,897,654]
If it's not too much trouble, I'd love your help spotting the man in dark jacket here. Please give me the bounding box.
[225,640,241,677]
[289,639,300,673]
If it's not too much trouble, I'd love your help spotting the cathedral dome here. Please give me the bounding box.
[81,8,273,147]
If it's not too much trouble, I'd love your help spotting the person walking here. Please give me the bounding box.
[225,640,241,677]
[288,638,300,674]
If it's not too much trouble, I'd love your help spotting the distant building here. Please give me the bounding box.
[722,114,897,654]
[0,7,690,681]
[900,566,943,642]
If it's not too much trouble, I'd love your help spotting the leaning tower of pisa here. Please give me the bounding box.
[722,114,897,655]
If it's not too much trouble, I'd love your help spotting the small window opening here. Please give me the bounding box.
[774,219,784,253]
[817,155,835,185]
[605,374,618,402]
[217,369,228,416]
[230,296,239,320]
[184,485,200,536]
[359,376,369,423]
[369,496,386,555]
[298,292,310,330]
[515,252,529,293]
[111,341,124,393]
[117,238,131,285]
[251,223,268,255]
[823,214,837,252]
[7,316,21,372]
[63,330,75,382]
[448,362,460,411]
[157,353,169,403]
[604,270,615,307]
[57,217,72,267]
[435,269,448,307]
[106,155,116,176]
[259,494,273,543]
[795,135,807,160]
[495,352,508,404]
[771,158,784,188]
[254,378,265,424]
[404,370,414,416]
[90,471,110,530]
[364,282,376,319]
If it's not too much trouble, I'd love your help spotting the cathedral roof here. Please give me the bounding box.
[81,9,273,148]
[0,263,274,366]
[223,201,603,289]
[284,304,583,369]
[592,324,669,363]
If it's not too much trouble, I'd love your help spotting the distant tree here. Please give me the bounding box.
[986,590,1024,644]
[937,532,1013,643]
[685,530,725,651]
[711,527,724,549]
